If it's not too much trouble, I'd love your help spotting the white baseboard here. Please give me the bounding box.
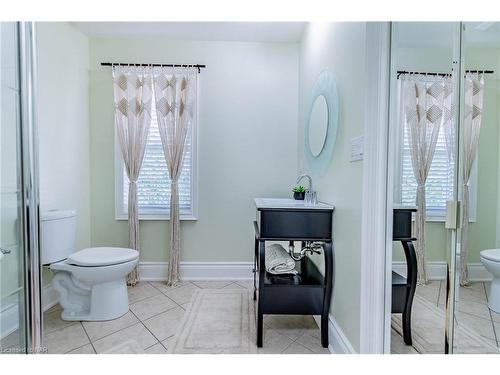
[392,261,492,282]
[0,284,58,340]
[36,262,255,316]
[467,263,493,281]
[139,261,254,281]
[42,283,59,311]
[313,314,356,354]
[0,302,19,339]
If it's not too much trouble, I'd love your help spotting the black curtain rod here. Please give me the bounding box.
[100,62,206,73]
[397,69,494,79]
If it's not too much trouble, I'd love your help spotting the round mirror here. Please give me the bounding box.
[304,71,339,176]
[308,95,329,157]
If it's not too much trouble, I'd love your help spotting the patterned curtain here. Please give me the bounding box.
[152,66,197,287]
[460,73,484,286]
[112,66,153,286]
[402,74,449,285]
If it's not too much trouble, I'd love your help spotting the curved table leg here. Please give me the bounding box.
[321,241,334,348]
[401,240,417,345]
[257,240,265,347]
[253,236,258,301]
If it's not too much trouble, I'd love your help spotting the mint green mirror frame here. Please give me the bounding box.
[304,71,339,175]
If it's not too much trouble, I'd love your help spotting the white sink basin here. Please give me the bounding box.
[254,198,334,210]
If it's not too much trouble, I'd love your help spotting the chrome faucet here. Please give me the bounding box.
[297,174,313,193]
[296,174,317,205]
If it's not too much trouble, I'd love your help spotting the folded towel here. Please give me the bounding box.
[265,244,297,275]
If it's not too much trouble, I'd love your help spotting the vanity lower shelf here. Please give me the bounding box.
[260,257,326,316]
[263,257,325,287]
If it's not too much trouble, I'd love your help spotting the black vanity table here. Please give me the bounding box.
[252,198,335,348]
[391,206,418,345]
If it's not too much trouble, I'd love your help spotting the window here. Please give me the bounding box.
[398,113,477,222]
[115,91,198,220]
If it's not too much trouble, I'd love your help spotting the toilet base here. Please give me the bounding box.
[53,271,130,321]
[488,277,500,314]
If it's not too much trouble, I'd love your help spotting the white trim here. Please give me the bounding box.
[0,284,58,340]
[42,283,59,311]
[313,314,356,354]
[138,261,254,281]
[392,261,492,282]
[359,22,391,355]
[0,302,19,340]
[468,263,493,282]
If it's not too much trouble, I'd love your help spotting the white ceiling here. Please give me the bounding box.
[71,22,306,42]
[395,22,500,48]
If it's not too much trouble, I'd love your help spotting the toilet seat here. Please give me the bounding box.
[480,249,500,262]
[67,247,139,267]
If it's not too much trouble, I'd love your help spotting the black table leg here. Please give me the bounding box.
[253,236,258,301]
[321,241,334,348]
[401,240,417,345]
[257,240,265,347]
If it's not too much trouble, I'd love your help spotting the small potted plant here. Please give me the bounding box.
[292,185,306,200]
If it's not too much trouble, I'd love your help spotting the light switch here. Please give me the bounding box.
[350,135,364,162]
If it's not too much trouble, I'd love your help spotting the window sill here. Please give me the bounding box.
[412,216,476,223]
[115,214,198,221]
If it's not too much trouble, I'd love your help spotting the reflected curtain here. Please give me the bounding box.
[112,66,153,286]
[152,67,197,287]
[402,75,447,285]
[460,73,484,286]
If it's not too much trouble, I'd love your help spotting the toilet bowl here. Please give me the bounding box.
[480,249,500,313]
[51,247,138,321]
[41,209,139,321]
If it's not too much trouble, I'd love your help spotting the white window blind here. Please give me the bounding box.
[119,91,196,219]
[400,124,455,216]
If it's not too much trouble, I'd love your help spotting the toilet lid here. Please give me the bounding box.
[67,247,139,267]
[480,249,500,262]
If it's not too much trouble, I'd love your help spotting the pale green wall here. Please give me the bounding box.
[36,22,91,287]
[392,47,500,264]
[89,38,299,262]
[298,23,366,352]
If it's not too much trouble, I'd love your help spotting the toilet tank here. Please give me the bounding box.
[41,209,77,265]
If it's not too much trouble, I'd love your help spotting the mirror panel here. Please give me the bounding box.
[308,95,328,157]
[304,71,339,175]
[388,22,460,355]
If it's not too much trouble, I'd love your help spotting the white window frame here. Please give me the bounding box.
[114,77,199,221]
[394,85,477,222]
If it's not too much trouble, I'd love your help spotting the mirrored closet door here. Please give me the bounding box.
[388,22,462,354]
[451,22,500,354]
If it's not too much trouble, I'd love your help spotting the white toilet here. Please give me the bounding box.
[41,209,139,321]
[480,249,500,313]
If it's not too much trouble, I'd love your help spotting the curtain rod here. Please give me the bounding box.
[397,69,494,79]
[100,62,206,73]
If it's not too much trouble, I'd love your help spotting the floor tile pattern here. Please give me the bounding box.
[391,281,499,354]
[40,280,329,354]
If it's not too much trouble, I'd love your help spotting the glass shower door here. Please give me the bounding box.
[0,21,27,353]
[0,21,41,354]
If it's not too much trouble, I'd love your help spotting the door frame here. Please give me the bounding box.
[359,21,392,354]
[19,21,42,353]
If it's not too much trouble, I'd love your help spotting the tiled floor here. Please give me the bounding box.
[391,281,500,354]
[41,280,329,354]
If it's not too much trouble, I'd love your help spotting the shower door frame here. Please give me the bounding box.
[17,21,42,354]
[20,21,42,354]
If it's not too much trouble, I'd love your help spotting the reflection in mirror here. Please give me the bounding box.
[308,95,328,157]
[388,21,458,355]
[453,21,500,354]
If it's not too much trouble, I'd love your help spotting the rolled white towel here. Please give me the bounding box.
[265,244,297,275]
